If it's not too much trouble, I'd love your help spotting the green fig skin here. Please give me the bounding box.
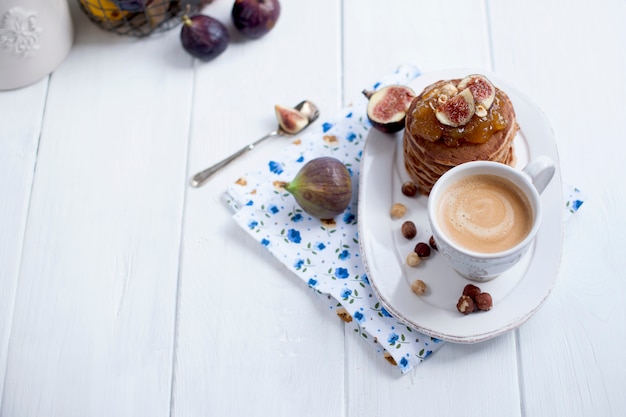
[284,157,352,220]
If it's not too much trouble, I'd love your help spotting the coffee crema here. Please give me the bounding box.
[437,174,532,253]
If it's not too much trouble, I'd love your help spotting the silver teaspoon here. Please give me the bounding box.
[189,100,320,188]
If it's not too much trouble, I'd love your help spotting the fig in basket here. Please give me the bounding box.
[80,0,129,20]
[113,0,153,12]
[277,157,352,220]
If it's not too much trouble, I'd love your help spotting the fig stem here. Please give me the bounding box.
[275,181,289,190]
[362,89,375,100]
[182,4,192,25]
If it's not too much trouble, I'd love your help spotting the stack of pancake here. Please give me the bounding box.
[403,77,518,195]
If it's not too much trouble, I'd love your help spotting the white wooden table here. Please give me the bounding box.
[1,1,624,416]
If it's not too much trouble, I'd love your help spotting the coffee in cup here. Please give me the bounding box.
[427,156,555,281]
[437,174,533,254]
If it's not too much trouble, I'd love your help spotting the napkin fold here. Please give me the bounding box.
[224,64,585,374]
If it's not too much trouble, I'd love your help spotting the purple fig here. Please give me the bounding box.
[363,85,416,133]
[180,14,229,62]
[231,0,281,39]
[280,157,352,220]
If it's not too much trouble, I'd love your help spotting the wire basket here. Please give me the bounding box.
[78,0,213,37]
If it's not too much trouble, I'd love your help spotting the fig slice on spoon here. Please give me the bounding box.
[363,85,416,133]
[435,87,475,127]
[275,104,308,135]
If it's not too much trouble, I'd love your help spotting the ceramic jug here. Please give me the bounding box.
[0,0,74,90]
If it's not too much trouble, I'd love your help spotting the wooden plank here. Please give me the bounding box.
[0,77,48,405]
[0,9,193,417]
[171,0,346,415]
[342,1,521,415]
[346,333,520,415]
[343,0,493,106]
[490,0,626,415]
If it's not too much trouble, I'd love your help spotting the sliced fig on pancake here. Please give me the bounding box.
[435,88,475,127]
[457,74,496,111]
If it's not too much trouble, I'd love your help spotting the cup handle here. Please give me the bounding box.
[522,155,555,194]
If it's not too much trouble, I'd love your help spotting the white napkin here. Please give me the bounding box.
[224,64,585,374]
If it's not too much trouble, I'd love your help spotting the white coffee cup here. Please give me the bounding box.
[427,156,555,281]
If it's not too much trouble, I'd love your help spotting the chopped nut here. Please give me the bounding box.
[390,203,407,219]
[411,279,427,295]
[462,284,482,300]
[406,252,421,267]
[456,295,475,315]
[429,235,438,250]
[475,292,493,311]
[414,242,431,258]
[475,103,487,118]
[440,83,458,96]
[384,352,398,366]
[336,307,353,323]
[401,181,418,197]
[401,221,417,240]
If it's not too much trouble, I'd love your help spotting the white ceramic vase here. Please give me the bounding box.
[0,0,74,90]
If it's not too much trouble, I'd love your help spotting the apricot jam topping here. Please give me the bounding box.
[408,89,508,146]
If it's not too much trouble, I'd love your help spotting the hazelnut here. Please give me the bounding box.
[411,279,427,295]
[414,242,431,258]
[462,284,482,300]
[429,235,438,250]
[456,295,475,315]
[475,292,493,311]
[475,103,488,118]
[401,221,417,240]
[336,307,353,322]
[390,203,407,219]
[440,83,458,96]
[401,181,418,197]
[406,252,421,267]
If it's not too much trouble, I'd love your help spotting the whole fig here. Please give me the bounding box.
[231,0,281,39]
[282,157,352,220]
[180,14,229,62]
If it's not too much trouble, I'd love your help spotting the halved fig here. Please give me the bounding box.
[363,85,416,133]
[275,104,308,134]
[435,88,475,127]
[457,74,496,110]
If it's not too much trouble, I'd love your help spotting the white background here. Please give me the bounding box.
[1,0,624,416]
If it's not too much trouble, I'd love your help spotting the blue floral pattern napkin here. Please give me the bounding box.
[224,64,585,374]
